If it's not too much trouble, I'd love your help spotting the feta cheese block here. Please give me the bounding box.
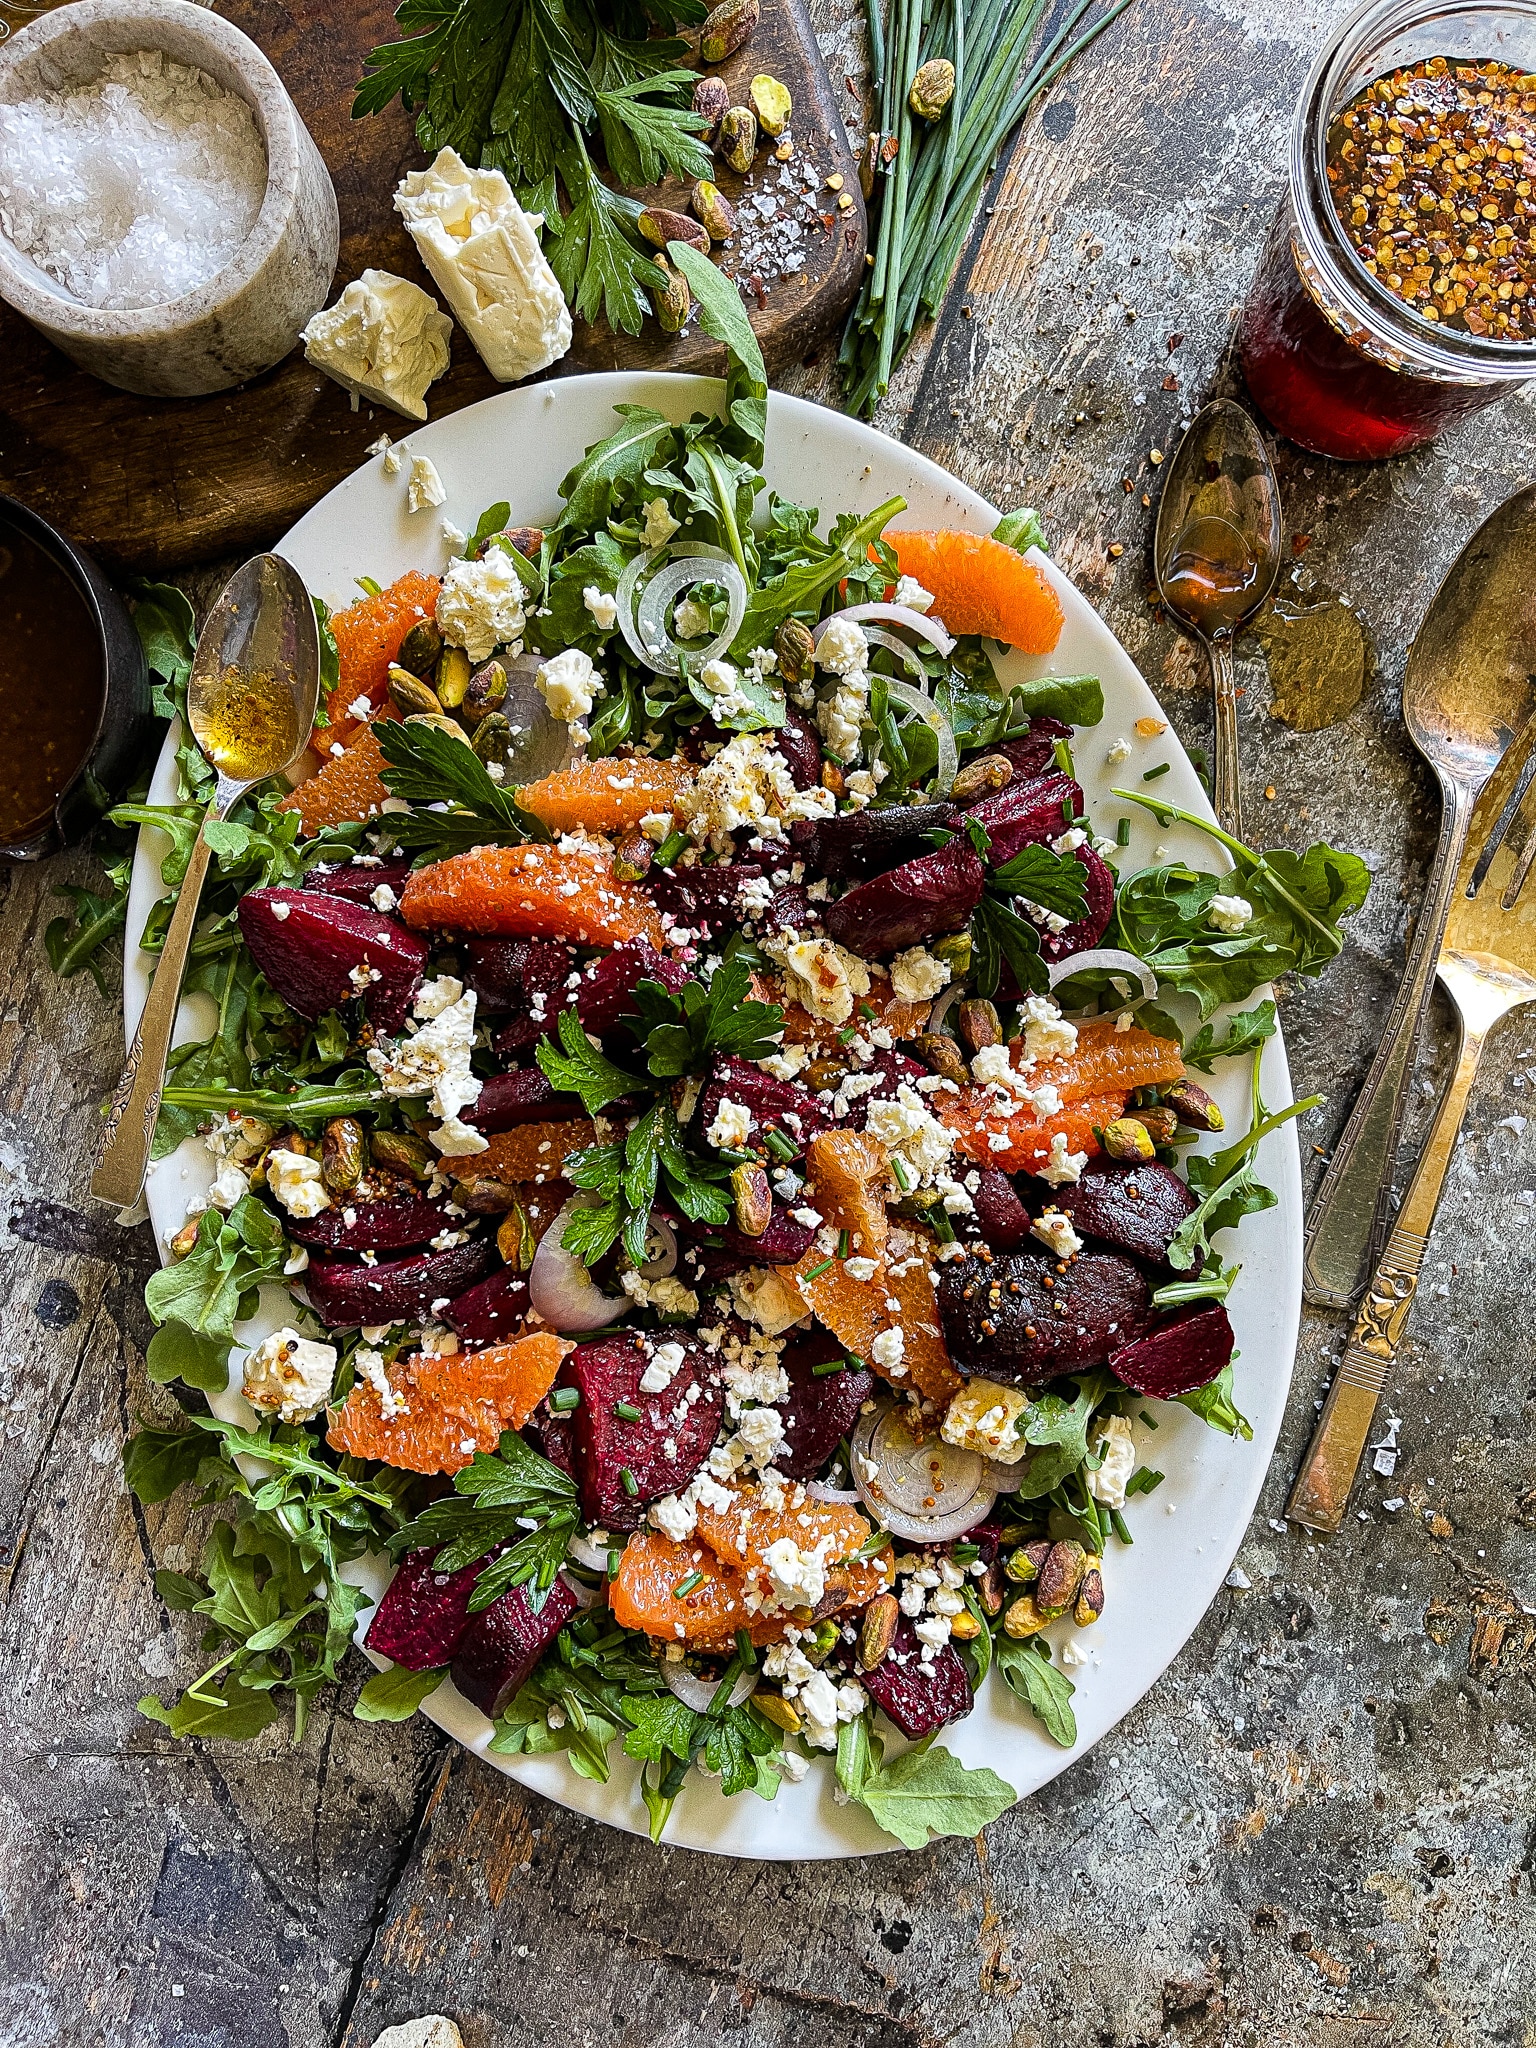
[301,269,452,422]
[395,147,572,384]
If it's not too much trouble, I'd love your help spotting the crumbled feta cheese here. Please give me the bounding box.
[815,616,869,675]
[762,929,871,1027]
[1207,892,1255,934]
[1038,1131,1089,1187]
[727,1265,809,1337]
[620,1270,700,1316]
[674,732,801,851]
[301,269,452,422]
[204,1162,250,1211]
[674,594,712,640]
[870,1327,905,1372]
[889,946,951,1003]
[892,575,934,613]
[763,1536,826,1611]
[536,646,600,723]
[817,670,868,759]
[406,451,446,513]
[707,1098,753,1150]
[734,1403,787,1466]
[639,1340,687,1394]
[1020,993,1078,1062]
[436,549,526,662]
[865,1084,956,1186]
[1088,1412,1136,1509]
[354,1346,410,1419]
[641,498,680,547]
[1031,1208,1083,1259]
[842,1255,878,1283]
[583,584,618,630]
[370,883,398,912]
[394,147,571,382]
[797,1668,842,1749]
[241,1328,337,1424]
[368,983,484,1152]
[266,1147,331,1218]
[941,1377,1030,1463]
[778,1749,810,1784]
[1105,735,1133,766]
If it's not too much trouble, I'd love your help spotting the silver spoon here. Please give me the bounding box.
[90,555,320,1212]
[1153,400,1283,841]
[1302,485,1536,1308]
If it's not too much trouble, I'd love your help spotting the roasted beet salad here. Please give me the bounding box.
[120,316,1367,1845]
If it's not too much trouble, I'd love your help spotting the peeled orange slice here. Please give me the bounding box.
[279,724,393,834]
[474,1124,597,1185]
[400,843,668,949]
[694,1482,894,1615]
[325,571,440,747]
[942,1090,1126,1175]
[326,1330,571,1475]
[885,529,1063,653]
[611,1529,775,1648]
[517,757,695,835]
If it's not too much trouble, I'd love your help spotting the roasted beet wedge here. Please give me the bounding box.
[776,712,823,791]
[305,1236,497,1329]
[992,719,1072,782]
[966,769,1082,866]
[971,1169,1032,1252]
[682,1202,817,1268]
[464,1070,584,1132]
[1109,1305,1235,1398]
[287,1193,453,1254]
[304,856,417,905]
[775,1334,875,1479]
[567,1334,725,1530]
[366,1545,493,1671]
[573,939,689,1038]
[471,939,572,1051]
[521,1385,576,1476]
[845,1049,930,1124]
[1046,1158,1200,1270]
[937,1244,1149,1382]
[647,858,766,938]
[816,802,958,882]
[822,837,984,956]
[445,1264,532,1344]
[450,1572,579,1719]
[861,1615,974,1738]
[699,1055,832,1153]
[237,886,426,1033]
[1038,845,1115,963]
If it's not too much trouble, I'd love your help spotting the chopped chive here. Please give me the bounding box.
[673,1570,704,1596]
[1142,761,1172,783]
[717,1145,757,1166]
[1052,737,1074,775]
[614,1400,642,1421]
[763,1127,797,1163]
[607,1548,621,1580]
[812,1356,847,1376]
[1110,1508,1133,1546]
[355,574,383,597]
[803,1256,835,1281]
[858,1001,878,1019]
[837,1024,857,1043]
[735,1627,757,1668]
[889,1154,912,1192]
[930,1207,956,1243]
[837,1227,851,1258]
[619,1466,639,1497]
[1060,795,1073,824]
[655,829,689,868]
[1124,1465,1165,1496]
[549,1386,580,1412]
[1116,816,1132,846]
[1138,1409,1158,1429]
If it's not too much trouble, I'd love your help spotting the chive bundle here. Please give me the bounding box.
[842,0,1136,413]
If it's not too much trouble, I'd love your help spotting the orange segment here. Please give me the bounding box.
[475,1123,597,1185]
[517,757,695,835]
[1027,1017,1185,1104]
[694,1482,894,1613]
[884,528,1063,654]
[611,1529,780,1648]
[883,1224,963,1404]
[325,571,440,748]
[326,1331,572,1475]
[804,1129,889,1258]
[942,1090,1126,1175]
[765,975,933,1048]
[400,843,668,948]
[279,724,394,833]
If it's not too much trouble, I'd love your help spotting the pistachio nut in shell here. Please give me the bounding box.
[639,205,709,255]
[387,664,443,718]
[958,998,1001,1052]
[749,73,793,136]
[949,752,1014,803]
[435,644,471,708]
[692,74,730,139]
[1101,1116,1156,1163]
[753,1691,802,1733]
[370,1129,434,1180]
[774,615,816,685]
[908,57,956,119]
[717,105,758,175]
[690,178,736,243]
[651,254,691,333]
[320,1116,365,1193]
[1164,1078,1225,1131]
[699,0,759,64]
[396,617,443,677]
[460,657,509,728]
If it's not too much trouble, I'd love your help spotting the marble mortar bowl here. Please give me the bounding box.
[0,0,339,396]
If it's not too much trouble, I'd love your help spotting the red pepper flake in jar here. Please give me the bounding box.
[1327,55,1536,340]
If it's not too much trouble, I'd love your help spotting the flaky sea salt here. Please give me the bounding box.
[0,49,267,311]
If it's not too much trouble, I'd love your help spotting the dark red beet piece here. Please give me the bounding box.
[237,886,426,1033]
[816,802,958,882]
[681,1202,817,1267]
[774,1333,875,1479]
[464,1070,584,1132]
[966,770,1082,866]
[567,1334,725,1530]
[971,1169,1032,1252]
[776,711,823,791]
[861,1614,974,1738]
[937,1245,1149,1383]
[647,858,767,938]
[573,939,689,1038]
[991,719,1072,782]
[287,1193,454,1253]
[366,1545,491,1671]
[304,856,416,904]
[472,939,572,1051]
[304,1236,497,1329]
[445,1264,532,1344]
[1109,1305,1235,1398]
[521,1383,576,1476]
[822,836,984,955]
[1037,845,1115,963]
[450,1572,579,1719]
[1046,1158,1200,1270]
[760,883,813,936]
[698,1055,832,1153]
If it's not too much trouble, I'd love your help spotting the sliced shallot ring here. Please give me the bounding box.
[850,1401,1000,1544]
[884,676,958,798]
[925,979,966,1043]
[1047,947,1159,1007]
[617,543,746,678]
[663,1660,759,1713]
[565,1529,618,1573]
[640,1212,678,1279]
[528,1196,630,1332]
[805,1480,860,1504]
[862,627,929,685]
[558,1567,603,1607]
[814,603,955,657]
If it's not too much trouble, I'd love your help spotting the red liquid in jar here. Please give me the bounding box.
[1239,218,1515,460]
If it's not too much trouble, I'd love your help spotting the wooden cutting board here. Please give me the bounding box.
[0,0,866,573]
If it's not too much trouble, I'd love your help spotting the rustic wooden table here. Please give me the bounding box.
[4,0,1535,2041]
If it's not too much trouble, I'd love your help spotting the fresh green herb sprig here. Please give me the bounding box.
[375,715,545,851]
[391,1430,580,1612]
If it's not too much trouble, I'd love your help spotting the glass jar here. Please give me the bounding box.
[1239,0,1536,460]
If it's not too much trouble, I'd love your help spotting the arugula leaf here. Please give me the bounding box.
[993,1635,1077,1746]
[375,715,533,831]
[354,1664,447,1721]
[1001,674,1103,728]
[667,241,768,467]
[536,1006,647,1113]
[555,404,679,540]
[130,579,197,719]
[1011,1371,1112,1500]
[989,843,1090,920]
[1183,999,1277,1073]
[732,496,906,660]
[1176,1360,1252,1439]
[123,1421,212,1504]
[45,852,131,994]
[140,1672,280,1741]
[836,1709,883,1802]
[530,532,631,655]
[1167,1090,1323,1274]
[992,507,1047,554]
[143,1196,289,1368]
[855,1742,1016,1847]
[146,1322,233,1394]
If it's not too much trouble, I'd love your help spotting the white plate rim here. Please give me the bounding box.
[125,372,1302,1859]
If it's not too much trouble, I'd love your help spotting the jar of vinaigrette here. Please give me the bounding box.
[1240,0,1536,459]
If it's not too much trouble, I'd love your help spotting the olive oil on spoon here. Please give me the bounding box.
[91,555,319,1211]
[1153,400,1282,839]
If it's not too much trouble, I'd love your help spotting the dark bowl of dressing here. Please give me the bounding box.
[0,495,151,859]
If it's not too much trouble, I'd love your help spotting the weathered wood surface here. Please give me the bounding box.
[0,0,865,576]
[4,0,1536,2041]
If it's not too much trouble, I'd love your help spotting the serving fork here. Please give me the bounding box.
[1288,708,1536,1532]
